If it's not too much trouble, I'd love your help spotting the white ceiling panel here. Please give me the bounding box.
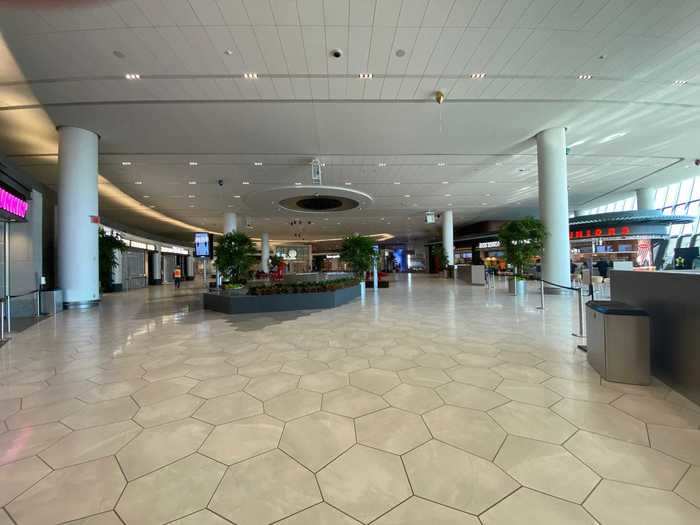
[278,26,309,74]
[216,0,251,25]
[398,0,429,27]
[302,26,328,74]
[348,26,372,73]
[270,0,300,26]
[242,0,275,26]
[189,0,225,26]
[373,0,402,26]
[324,0,350,26]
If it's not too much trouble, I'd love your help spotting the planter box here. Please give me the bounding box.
[203,284,361,314]
[365,280,389,288]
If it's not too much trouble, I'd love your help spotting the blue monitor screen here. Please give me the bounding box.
[194,232,212,258]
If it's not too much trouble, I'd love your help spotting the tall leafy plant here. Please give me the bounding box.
[98,228,128,293]
[497,217,547,278]
[215,231,257,284]
[340,234,377,278]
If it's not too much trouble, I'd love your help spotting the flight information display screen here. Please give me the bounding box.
[194,232,213,258]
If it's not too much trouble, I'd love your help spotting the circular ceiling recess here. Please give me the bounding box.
[245,185,373,215]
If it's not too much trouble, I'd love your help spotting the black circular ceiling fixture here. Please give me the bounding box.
[279,194,359,213]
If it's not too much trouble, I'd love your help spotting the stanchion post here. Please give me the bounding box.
[1,300,4,341]
[572,287,585,337]
[537,279,544,310]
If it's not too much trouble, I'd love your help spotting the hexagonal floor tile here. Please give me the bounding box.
[356,407,430,454]
[490,402,576,444]
[210,449,321,525]
[0,422,71,466]
[132,377,198,406]
[552,399,648,445]
[117,418,211,479]
[676,466,700,507]
[612,395,700,429]
[7,457,125,525]
[565,431,688,490]
[299,370,349,393]
[7,398,86,429]
[453,353,503,368]
[542,377,621,403]
[65,511,122,524]
[481,488,594,525]
[245,373,299,401]
[280,412,355,471]
[492,363,550,384]
[414,354,458,369]
[276,503,360,524]
[495,435,600,503]
[436,382,509,411]
[0,456,52,507]
[133,394,203,428]
[372,497,479,524]
[264,389,321,421]
[238,361,282,377]
[399,367,451,388]
[116,453,225,525]
[169,509,231,524]
[280,359,329,376]
[584,480,700,525]
[193,391,262,425]
[61,397,137,430]
[370,356,416,372]
[187,363,238,380]
[189,374,249,399]
[350,369,401,395]
[329,356,370,373]
[424,405,505,460]
[317,445,412,524]
[40,420,141,469]
[446,366,503,389]
[648,425,700,465]
[404,440,518,515]
[199,414,283,465]
[383,383,443,414]
[323,386,388,417]
[78,379,148,403]
[495,380,562,407]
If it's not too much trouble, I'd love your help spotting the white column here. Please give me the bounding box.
[261,233,270,273]
[536,127,571,288]
[442,209,454,266]
[57,126,100,307]
[636,188,656,210]
[224,212,237,233]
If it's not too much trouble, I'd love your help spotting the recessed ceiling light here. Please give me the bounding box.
[233,195,241,198]
[395,49,406,57]
[470,72,486,79]
[294,182,302,186]
[188,181,197,185]
[404,194,411,198]
[125,73,140,80]
[444,193,451,197]
[577,73,592,80]
[243,72,258,79]
[442,181,449,184]
[242,181,250,185]
[447,203,453,206]
[189,161,198,166]
[227,204,233,208]
[393,181,401,185]
[188,204,195,208]
[134,181,142,185]
[188,194,196,198]
[224,49,233,55]
[437,162,446,167]
[113,50,125,59]
[358,73,373,79]
[149,204,156,208]
[599,131,627,144]
[253,161,263,166]
[489,180,495,183]
[143,195,150,198]
[673,80,688,86]
[485,193,491,196]
[378,162,386,167]
[121,161,132,166]
[481,202,488,206]
[344,181,352,186]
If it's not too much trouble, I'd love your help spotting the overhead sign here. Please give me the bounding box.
[478,241,501,249]
[0,187,29,219]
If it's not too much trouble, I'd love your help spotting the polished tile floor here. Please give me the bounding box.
[1,275,699,525]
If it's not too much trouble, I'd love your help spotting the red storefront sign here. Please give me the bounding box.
[569,226,631,239]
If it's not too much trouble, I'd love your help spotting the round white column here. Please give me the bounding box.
[57,126,100,308]
[224,212,237,233]
[261,233,270,273]
[636,187,656,210]
[536,127,571,288]
[442,209,454,266]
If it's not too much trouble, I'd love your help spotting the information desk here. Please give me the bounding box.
[610,270,700,405]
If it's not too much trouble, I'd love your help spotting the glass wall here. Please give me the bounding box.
[581,176,700,267]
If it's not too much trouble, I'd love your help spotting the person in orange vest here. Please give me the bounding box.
[173,266,182,288]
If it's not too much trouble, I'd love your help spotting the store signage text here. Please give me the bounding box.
[0,188,29,219]
[569,226,630,239]
[478,241,501,249]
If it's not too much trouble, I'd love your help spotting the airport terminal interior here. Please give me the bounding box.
[1,1,700,524]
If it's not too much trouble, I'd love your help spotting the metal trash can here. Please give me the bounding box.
[586,301,650,385]
[40,290,64,315]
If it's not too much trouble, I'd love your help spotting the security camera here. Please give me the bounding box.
[217,179,224,187]
[330,49,343,59]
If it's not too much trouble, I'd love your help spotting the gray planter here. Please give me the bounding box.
[508,278,527,295]
[203,284,361,314]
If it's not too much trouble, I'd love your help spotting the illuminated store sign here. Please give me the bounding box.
[478,241,501,249]
[569,226,631,239]
[0,187,29,219]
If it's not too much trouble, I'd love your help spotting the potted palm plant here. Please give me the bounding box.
[340,234,377,281]
[215,231,257,294]
[497,217,546,295]
[98,228,128,293]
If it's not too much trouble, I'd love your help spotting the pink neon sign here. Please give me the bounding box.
[0,187,29,219]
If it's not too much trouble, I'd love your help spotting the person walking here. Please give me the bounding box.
[173,266,182,289]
